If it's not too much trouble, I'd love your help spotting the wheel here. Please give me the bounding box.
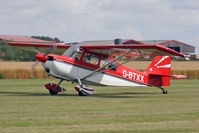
[78,91,87,96]
[163,90,168,94]
[49,89,58,95]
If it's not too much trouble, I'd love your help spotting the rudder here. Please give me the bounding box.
[146,56,171,87]
[146,56,171,75]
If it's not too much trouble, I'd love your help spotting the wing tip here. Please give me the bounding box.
[156,45,184,58]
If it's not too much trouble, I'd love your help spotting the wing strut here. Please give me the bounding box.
[81,49,132,80]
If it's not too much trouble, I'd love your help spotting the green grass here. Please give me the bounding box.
[0,79,199,133]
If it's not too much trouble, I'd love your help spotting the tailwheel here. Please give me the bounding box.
[159,87,168,94]
[162,90,168,94]
[49,89,58,95]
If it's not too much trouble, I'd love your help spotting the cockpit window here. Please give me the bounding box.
[100,57,118,71]
[83,53,99,65]
[108,62,118,71]
[73,51,83,60]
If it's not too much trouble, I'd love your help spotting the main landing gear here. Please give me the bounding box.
[159,87,168,94]
[74,84,96,96]
[44,78,96,96]
[74,78,96,96]
[45,79,66,95]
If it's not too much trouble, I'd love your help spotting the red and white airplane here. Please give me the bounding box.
[8,40,186,96]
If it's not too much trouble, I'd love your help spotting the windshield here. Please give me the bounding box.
[62,43,81,57]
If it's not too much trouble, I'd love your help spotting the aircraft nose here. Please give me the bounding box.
[35,53,47,62]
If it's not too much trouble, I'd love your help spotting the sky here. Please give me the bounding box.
[0,0,199,53]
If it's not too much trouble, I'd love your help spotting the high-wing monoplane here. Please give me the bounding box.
[8,40,186,96]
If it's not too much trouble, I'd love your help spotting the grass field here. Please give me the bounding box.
[0,79,199,133]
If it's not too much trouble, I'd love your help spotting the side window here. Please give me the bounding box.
[73,51,83,60]
[83,53,91,63]
[108,62,118,71]
[100,57,118,71]
[83,53,99,65]
[100,58,109,68]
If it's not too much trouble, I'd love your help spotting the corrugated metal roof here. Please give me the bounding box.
[139,40,170,44]
[80,39,194,48]
[80,40,115,45]
[80,39,137,45]
[0,35,49,43]
[80,39,170,45]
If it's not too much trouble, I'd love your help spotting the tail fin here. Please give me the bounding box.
[147,56,171,75]
[146,56,171,87]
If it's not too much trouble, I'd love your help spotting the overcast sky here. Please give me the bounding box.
[0,0,199,52]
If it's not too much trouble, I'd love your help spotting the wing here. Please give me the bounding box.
[8,42,71,54]
[8,42,71,49]
[8,42,184,57]
[80,44,184,58]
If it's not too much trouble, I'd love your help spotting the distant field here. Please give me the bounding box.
[127,61,199,70]
[1,61,199,70]
[0,61,199,79]
[0,61,42,70]
[0,79,199,133]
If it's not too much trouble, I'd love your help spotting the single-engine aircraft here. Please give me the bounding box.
[8,40,186,96]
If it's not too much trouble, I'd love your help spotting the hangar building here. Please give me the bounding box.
[138,40,195,53]
[0,35,49,43]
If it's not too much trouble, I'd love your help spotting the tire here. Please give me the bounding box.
[78,91,87,96]
[49,89,58,95]
[163,90,168,94]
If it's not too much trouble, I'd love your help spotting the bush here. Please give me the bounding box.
[0,73,4,79]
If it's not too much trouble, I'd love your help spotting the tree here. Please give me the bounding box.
[0,40,36,61]
[31,36,62,42]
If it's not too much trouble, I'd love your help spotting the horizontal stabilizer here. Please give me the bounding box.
[171,75,187,79]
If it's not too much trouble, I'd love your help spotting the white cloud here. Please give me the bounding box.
[0,0,199,52]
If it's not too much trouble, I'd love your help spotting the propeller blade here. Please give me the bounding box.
[44,44,57,56]
[30,60,40,72]
[33,47,41,54]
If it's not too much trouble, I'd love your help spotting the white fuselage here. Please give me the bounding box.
[43,59,147,87]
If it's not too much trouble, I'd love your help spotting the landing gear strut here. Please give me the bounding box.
[56,79,64,91]
[159,87,168,94]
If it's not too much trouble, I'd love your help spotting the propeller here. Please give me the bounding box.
[30,45,57,72]
[30,43,80,71]
[44,44,57,56]
[30,60,39,72]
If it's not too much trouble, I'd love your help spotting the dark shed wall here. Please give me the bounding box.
[161,41,195,53]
